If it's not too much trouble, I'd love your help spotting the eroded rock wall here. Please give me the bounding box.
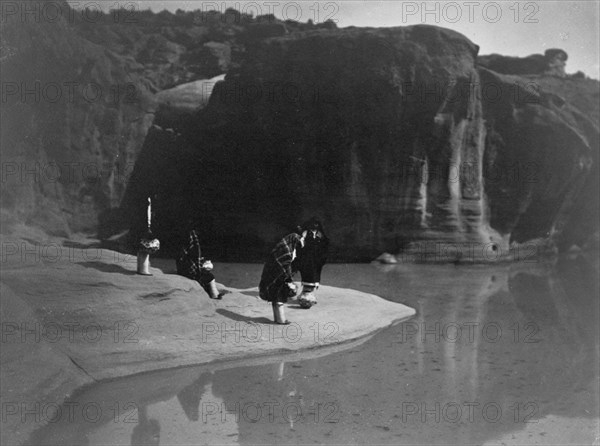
[126,25,598,261]
[1,11,156,236]
[0,3,330,237]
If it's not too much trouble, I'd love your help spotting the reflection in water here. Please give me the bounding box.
[27,254,599,445]
[130,405,159,446]
[176,372,212,422]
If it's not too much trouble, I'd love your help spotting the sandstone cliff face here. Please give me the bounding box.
[0,3,325,236]
[126,25,598,261]
[1,10,156,235]
[1,4,597,261]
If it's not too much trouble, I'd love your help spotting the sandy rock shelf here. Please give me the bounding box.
[0,234,415,444]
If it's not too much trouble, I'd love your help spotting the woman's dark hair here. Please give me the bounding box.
[296,217,326,237]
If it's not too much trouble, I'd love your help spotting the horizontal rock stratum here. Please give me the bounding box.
[125,25,599,262]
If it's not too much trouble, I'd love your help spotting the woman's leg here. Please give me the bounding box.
[272,302,290,324]
[198,270,223,299]
[298,282,318,308]
[298,262,321,308]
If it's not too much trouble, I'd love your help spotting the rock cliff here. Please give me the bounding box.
[1,3,597,261]
[0,2,328,237]
[1,8,156,235]
[125,25,599,261]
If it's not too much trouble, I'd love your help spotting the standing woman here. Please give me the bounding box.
[133,196,160,275]
[259,233,305,324]
[294,217,329,309]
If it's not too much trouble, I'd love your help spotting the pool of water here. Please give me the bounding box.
[26,254,599,445]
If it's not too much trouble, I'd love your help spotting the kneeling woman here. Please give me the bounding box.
[176,226,223,300]
[259,233,304,324]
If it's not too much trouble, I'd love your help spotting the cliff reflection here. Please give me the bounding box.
[27,255,599,445]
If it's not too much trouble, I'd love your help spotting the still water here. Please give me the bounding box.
[27,254,599,445]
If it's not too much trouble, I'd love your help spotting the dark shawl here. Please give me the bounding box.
[176,229,203,281]
[294,219,329,284]
[259,233,302,303]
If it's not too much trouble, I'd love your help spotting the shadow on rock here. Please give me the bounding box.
[216,308,272,324]
[63,240,101,249]
[79,261,137,276]
[240,290,260,298]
